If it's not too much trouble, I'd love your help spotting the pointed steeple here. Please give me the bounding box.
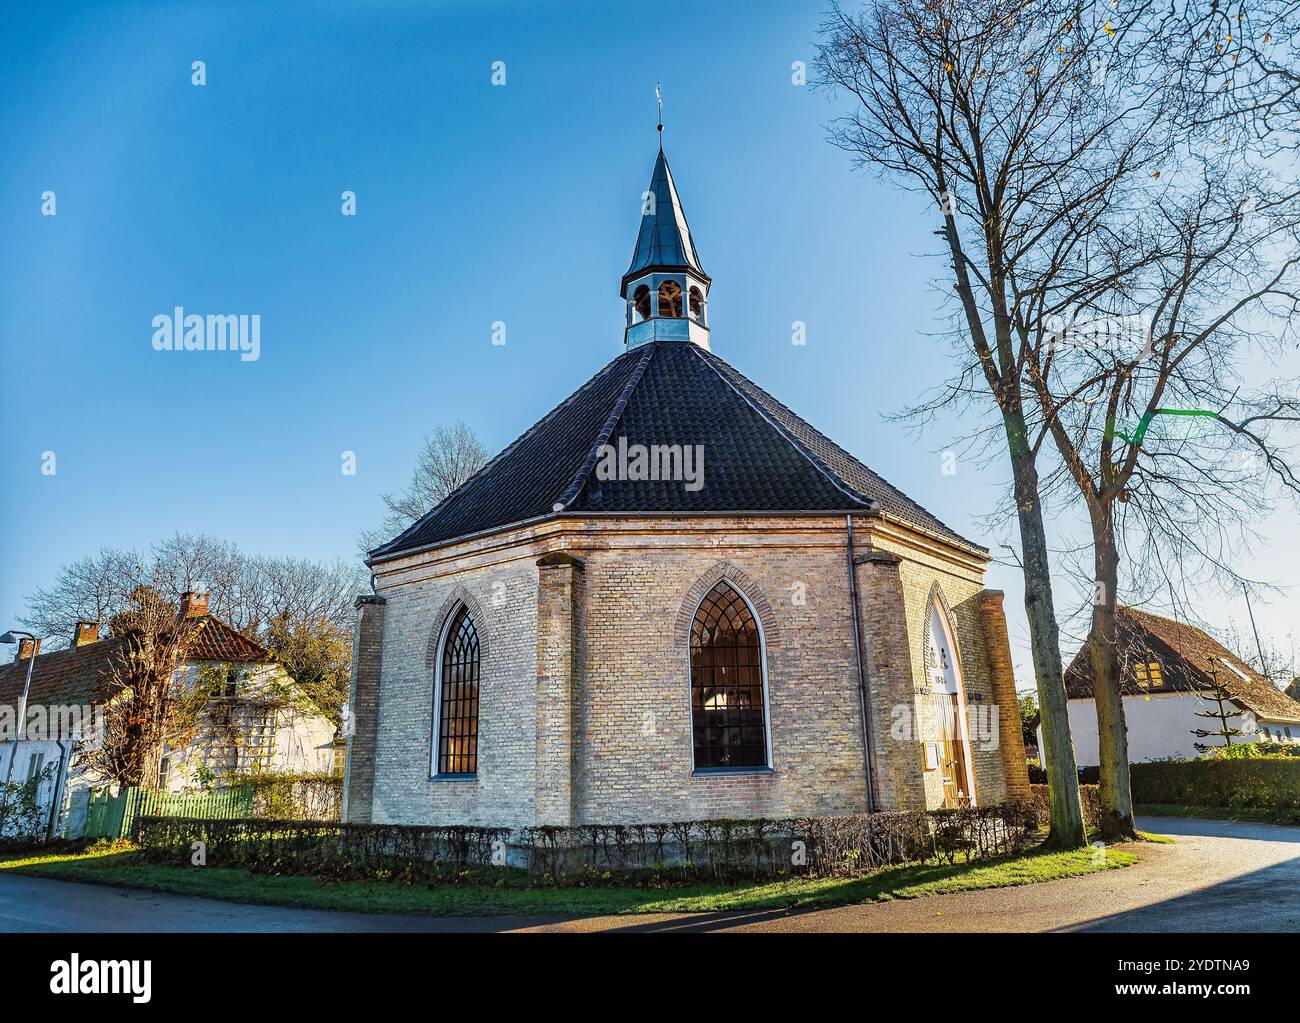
[622,143,712,351]
[622,149,708,290]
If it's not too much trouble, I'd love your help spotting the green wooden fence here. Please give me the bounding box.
[83,785,254,839]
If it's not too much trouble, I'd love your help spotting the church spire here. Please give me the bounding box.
[622,114,712,350]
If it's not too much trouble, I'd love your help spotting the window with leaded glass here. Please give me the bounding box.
[436,605,480,775]
[690,581,768,769]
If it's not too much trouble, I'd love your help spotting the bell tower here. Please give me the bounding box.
[622,138,711,350]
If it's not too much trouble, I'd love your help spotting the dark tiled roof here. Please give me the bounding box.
[0,638,127,713]
[1065,607,1300,724]
[370,342,982,561]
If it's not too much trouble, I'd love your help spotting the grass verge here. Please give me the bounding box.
[1136,803,1300,826]
[0,844,1137,917]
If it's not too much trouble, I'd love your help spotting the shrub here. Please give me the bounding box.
[227,772,343,821]
[0,763,57,848]
[1130,758,1300,810]
[1029,783,1102,833]
[1201,741,1300,760]
[132,817,511,883]
[132,802,1039,886]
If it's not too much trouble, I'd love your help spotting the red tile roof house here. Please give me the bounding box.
[1039,607,1300,767]
[0,592,338,840]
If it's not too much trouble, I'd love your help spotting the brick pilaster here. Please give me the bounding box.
[343,593,386,823]
[976,589,1031,801]
[854,548,924,810]
[535,552,583,826]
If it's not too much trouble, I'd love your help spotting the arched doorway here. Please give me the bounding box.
[926,599,975,807]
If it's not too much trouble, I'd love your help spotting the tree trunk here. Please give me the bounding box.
[1006,416,1087,849]
[1089,507,1138,841]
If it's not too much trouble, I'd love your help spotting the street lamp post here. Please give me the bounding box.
[0,630,38,835]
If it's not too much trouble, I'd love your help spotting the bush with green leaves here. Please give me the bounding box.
[1129,758,1300,810]
[0,763,57,848]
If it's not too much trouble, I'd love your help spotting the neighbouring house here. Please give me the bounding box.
[1043,606,1300,767]
[0,591,337,839]
[344,139,1031,831]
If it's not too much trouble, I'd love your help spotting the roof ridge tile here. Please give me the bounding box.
[554,343,658,512]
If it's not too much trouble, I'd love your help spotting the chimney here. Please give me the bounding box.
[16,637,41,662]
[73,621,100,648]
[180,591,209,618]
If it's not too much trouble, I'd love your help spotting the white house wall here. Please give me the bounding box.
[1040,693,1291,768]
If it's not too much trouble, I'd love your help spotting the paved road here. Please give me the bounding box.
[2,816,1297,932]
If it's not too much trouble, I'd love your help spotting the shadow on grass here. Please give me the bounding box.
[0,843,1136,918]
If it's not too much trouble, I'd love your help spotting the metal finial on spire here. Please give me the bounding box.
[656,82,663,138]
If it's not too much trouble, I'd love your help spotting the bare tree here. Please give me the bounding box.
[1192,662,1247,754]
[816,0,1300,843]
[21,535,365,652]
[1219,619,1298,690]
[1024,152,1300,837]
[814,0,1170,847]
[360,421,490,555]
[79,587,210,789]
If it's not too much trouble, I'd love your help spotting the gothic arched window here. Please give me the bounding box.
[690,581,768,769]
[688,286,705,322]
[435,604,480,775]
[658,280,683,318]
[632,284,651,322]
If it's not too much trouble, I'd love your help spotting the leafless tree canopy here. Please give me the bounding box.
[20,534,366,653]
[359,420,490,555]
[814,0,1300,841]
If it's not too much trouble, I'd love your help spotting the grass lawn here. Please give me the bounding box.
[1137,803,1300,826]
[0,843,1138,917]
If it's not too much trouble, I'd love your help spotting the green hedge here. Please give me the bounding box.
[1130,758,1300,810]
[131,803,1039,885]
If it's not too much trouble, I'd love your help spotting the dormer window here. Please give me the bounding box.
[658,280,683,318]
[1135,660,1163,689]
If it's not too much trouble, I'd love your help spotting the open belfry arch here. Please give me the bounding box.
[344,120,1029,828]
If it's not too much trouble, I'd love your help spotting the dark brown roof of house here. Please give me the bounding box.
[0,617,269,716]
[1065,607,1300,724]
[0,636,128,711]
[188,617,267,662]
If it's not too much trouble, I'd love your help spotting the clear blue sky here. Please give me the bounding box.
[3,0,1297,684]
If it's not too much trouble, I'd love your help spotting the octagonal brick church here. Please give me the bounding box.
[343,143,1030,829]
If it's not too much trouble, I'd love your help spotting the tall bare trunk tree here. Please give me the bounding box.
[816,0,1300,844]
[814,0,1185,846]
[1025,161,1300,836]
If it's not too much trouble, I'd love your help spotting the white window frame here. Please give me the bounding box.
[429,603,480,779]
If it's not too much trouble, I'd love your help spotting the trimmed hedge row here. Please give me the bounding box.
[1129,758,1300,810]
[132,802,1039,884]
